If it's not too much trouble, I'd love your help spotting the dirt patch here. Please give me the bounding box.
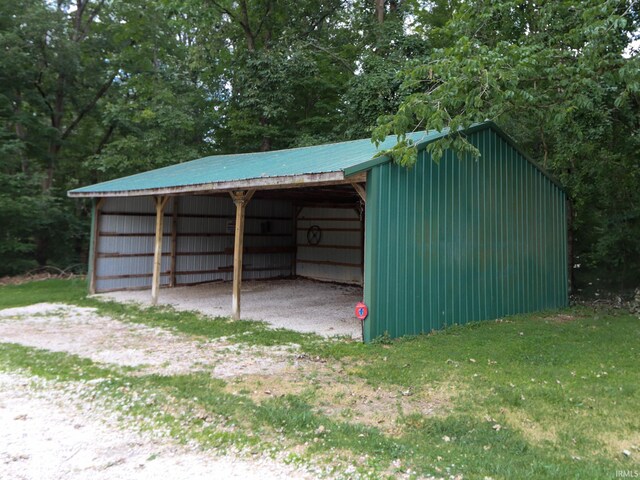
[0,303,294,378]
[0,372,311,480]
[227,363,450,435]
[0,270,80,286]
[501,408,558,444]
[99,279,363,338]
[549,314,577,323]
[596,431,640,458]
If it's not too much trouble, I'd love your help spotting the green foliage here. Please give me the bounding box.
[374,0,640,290]
[0,174,84,275]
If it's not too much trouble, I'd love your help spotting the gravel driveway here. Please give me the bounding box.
[0,373,310,480]
[0,303,313,480]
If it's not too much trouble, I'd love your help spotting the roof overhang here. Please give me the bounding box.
[67,170,367,198]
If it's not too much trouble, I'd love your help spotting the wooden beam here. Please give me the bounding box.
[151,195,169,305]
[296,259,362,268]
[229,190,255,319]
[360,206,365,281]
[100,211,292,221]
[169,197,179,287]
[88,198,105,295]
[68,172,368,198]
[292,206,302,277]
[352,183,366,203]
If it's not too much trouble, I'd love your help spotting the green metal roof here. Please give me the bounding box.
[68,121,561,197]
[68,129,450,197]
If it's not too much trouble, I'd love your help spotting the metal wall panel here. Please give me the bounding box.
[363,128,568,341]
[174,196,293,285]
[95,197,169,292]
[296,206,363,284]
[93,195,293,292]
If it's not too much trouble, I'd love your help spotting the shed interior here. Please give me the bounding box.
[93,184,366,337]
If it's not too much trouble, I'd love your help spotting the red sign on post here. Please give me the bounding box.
[355,302,368,321]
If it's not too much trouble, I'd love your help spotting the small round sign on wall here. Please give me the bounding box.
[355,302,368,321]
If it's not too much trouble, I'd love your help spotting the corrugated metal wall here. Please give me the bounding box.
[96,197,169,292]
[94,195,293,292]
[296,206,363,284]
[363,127,568,341]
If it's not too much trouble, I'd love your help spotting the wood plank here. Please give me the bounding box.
[230,189,255,319]
[296,244,361,250]
[175,273,292,287]
[101,212,291,221]
[297,217,359,221]
[98,251,238,258]
[151,195,169,305]
[222,246,295,255]
[170,197,179,287]
[97,252,163,258]
[99,232,291,237]
[352,183,366,203]
[296,259,362,268]
[176,265,291,275]
[295,227,362,232]
[292,206,302,276]
[89,198,105,295]
[293,202,360,209]
[360,207,365,279]
[68,171,367,198]
[97,271,170,280]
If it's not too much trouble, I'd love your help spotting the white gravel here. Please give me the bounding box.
[99,279,363,338]
[0,303,293,377]
[0,373,311,480]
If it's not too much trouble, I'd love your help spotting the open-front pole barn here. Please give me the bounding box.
[69,122,569,342]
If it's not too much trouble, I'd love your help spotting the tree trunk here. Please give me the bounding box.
[375,0,385,23]
[13,90,28,174]
[44,74,66,192]
[239,0,256,52]
[259,117,271,151]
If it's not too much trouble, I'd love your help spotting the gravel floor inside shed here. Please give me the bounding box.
[99,278,363,338]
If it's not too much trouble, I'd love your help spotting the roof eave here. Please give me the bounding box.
[67,170,366,198]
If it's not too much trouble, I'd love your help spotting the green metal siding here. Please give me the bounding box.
[363,127,568,341]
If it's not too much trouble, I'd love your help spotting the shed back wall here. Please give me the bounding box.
[95,196,293,292]
[363,127,568,341]
[295,206,363,285]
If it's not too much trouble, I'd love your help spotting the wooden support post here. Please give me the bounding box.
[151,195,170,305]
[169,197,179,287]
[89,198,105,295]
[292,206,302,277]
[352,183,366,203]
[229,190,255,320]
[359,205,365,283]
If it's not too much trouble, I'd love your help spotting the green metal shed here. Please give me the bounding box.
[68,121,568,341]
[356,124,568,341]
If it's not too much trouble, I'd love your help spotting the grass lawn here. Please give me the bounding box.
[0,278,639,479]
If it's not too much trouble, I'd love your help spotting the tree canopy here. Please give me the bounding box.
[373,0,640,289]
[0,0,638,291]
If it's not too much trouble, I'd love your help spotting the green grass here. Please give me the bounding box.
[1,278,639,478]
[0,278,88,309]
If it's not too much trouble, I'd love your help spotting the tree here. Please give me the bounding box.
[0,0,217,271]
[373,0,640,290]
